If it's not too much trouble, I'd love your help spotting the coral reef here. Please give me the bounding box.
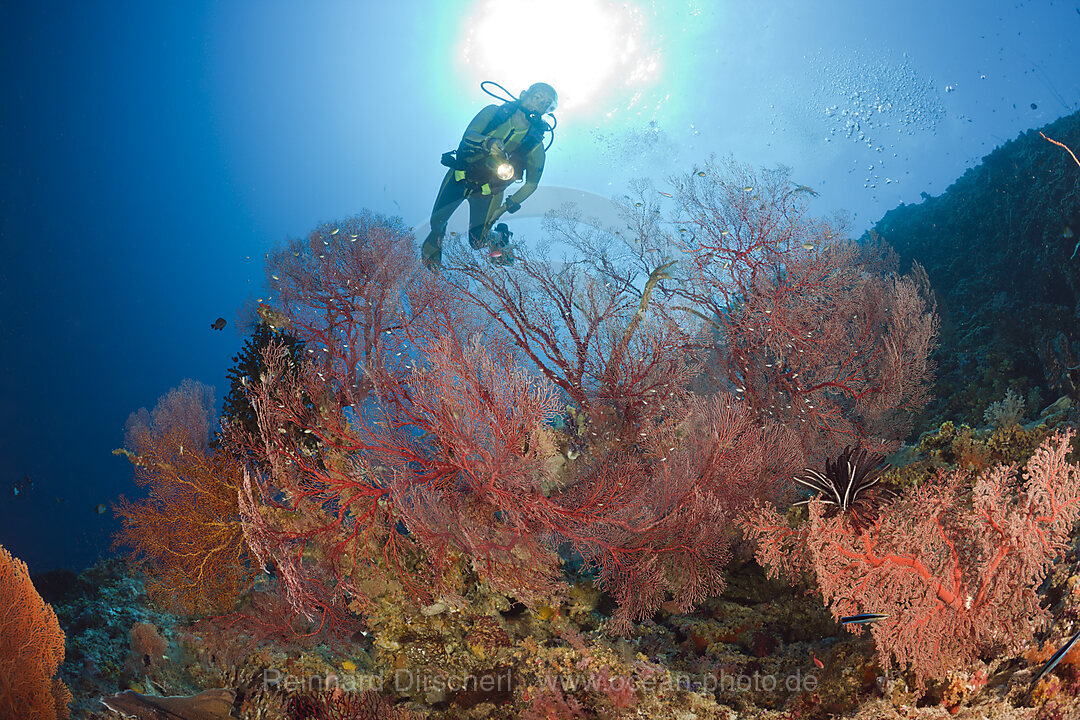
[747,430,1080,693]
[72,150,1080,719]
[871,109,1080,427]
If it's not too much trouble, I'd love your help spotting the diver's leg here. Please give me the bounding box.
[422,171,465,269]
[467,192,504,249]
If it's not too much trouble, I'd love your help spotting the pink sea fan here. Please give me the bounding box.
[745,429,1080,692]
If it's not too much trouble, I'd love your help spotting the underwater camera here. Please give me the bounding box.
[488,222,514,266]
[490,222,512,248]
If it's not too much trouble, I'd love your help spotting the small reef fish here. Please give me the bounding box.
[840,613,888,625]
[210,317,227,331]
[11,475,32,497]
[1032,630,1080,686]
[95,503,107,514]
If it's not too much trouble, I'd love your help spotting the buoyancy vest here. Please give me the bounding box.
[446,102,547,195]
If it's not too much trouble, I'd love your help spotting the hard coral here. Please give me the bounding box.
[287,689,425,720]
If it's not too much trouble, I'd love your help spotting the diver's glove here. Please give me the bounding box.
[504,199,521,214]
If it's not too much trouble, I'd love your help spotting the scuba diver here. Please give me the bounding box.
[421,81,558,271]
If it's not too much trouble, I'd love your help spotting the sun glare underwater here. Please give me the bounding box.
[457,0,660,117]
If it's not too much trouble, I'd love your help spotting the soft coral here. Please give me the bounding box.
[745,429,1080,692]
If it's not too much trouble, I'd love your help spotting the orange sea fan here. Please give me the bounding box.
[114,424,255,615]
[0,544,71,720]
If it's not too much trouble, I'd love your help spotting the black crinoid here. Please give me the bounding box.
[793,445,895,531]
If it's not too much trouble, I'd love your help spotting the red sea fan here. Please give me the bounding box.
[745,429,1080,693]
[670,159,938,462]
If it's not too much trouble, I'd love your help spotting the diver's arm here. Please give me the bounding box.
[459,105,500,155]
[506,145,546,208]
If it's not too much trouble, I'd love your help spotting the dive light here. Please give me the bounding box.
[488,144,515,181]
[495,160,515,181]
[445,138,517,182]
[486,140,514,180]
